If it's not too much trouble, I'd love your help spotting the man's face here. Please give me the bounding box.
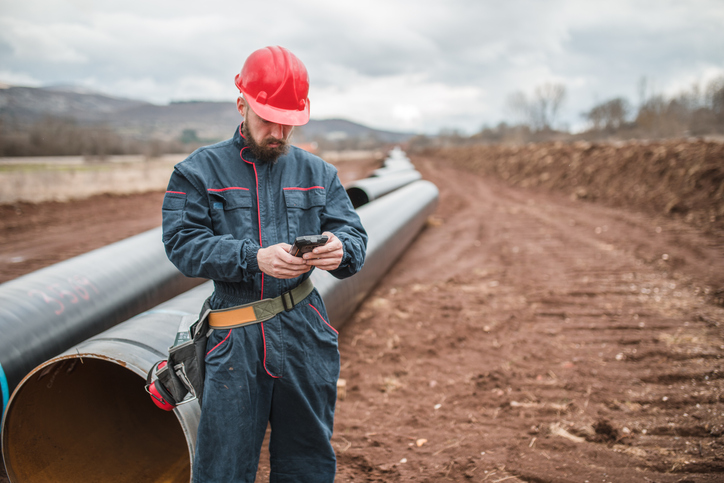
[237,97,294,163]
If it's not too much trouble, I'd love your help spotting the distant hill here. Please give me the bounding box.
[0,85,415,146]
[296,118,412,144]
[0,85,149,123]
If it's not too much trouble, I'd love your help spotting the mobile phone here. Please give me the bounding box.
[289,235,329,257]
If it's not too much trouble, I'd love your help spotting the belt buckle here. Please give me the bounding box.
[282,291,294,311]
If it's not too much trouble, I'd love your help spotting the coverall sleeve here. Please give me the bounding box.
[321,168,368,280]
[162,168,260,282]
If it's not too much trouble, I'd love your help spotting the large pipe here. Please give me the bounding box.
[1,283,212,483]
[2,180,438,482]
[370,146,416,177]
[314,180,438,328]
[345,170,422,208]
[370,159,416,177]
[0,227,202,418]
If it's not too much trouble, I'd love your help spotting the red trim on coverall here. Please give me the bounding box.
[282,186,324,191]
[309,303,338,335]
[207,187,250,192]
[240,144,279,379]
[206,329,232,357]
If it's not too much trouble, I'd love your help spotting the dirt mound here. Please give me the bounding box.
[422,139,724,236]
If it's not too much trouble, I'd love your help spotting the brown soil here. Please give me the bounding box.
[327,156,724,482]
[0,192,166,283]
[2,150,723,482]
[422,139,724,237]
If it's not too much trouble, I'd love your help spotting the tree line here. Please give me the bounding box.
[0,117,193,158]
[3,75,723,157]
[410,76,724,149]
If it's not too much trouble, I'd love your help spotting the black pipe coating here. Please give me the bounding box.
[0,227,203,418]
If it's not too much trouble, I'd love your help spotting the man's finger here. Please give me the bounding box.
[310,240,342,254]
[304,249,341,260]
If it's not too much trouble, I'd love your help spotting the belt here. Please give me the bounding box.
[208,278,314,329]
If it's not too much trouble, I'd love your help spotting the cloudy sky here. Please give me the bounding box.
[1,0,723,134]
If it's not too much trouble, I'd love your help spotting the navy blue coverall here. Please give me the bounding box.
[161,124,367,482]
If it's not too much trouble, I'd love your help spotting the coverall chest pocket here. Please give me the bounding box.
[284,189,326,239]
[209,190,255,239]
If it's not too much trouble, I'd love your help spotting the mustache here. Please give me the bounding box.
[260,137,287,148]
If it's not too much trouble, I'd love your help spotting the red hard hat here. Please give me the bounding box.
[235,46,310,126]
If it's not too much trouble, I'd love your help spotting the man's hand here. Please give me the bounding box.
[302,231,344,271]
[257,244,312,279]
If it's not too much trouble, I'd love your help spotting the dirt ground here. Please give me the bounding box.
[2,151,723,482]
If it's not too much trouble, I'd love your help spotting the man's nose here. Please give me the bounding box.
[270,122,284,139]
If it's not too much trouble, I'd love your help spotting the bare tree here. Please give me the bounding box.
[632,75,724,137]
[637,76,649,110]
[505,90,530,125]
[705,76,724,120]
[532,83,566,130]
[583,97,631,131]
[506,82,567,131]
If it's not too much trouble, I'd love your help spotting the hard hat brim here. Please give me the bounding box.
[244,95,310,127]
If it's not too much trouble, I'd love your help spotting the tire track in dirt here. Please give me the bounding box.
[328,156,724,482]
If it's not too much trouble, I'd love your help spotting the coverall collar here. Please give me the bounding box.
[233,123,248,151]
[235,123,289,166]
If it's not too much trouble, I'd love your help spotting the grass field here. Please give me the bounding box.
[0,154,186,203]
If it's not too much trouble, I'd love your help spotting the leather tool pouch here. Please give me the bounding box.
[148,298,212,408]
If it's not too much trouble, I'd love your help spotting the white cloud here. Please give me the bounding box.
[0,70,42,87]
[312,72,486,133]
[662,65,724,98]
[0,0,723,133]
[0,18,89,63]
[392,104,422,125]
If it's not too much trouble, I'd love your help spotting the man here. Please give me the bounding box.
[161,46,367,482]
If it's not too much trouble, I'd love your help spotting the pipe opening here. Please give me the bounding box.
[3,357,190,482]
[345,187,370,208]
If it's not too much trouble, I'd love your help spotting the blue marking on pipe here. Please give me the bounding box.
[0,360,9,418]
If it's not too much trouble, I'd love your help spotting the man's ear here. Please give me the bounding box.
[236,96,246,117]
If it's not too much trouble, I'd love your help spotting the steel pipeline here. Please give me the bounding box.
[370,146,416,177]
[0,227,202,419]
[314,180,439,327]
[345,170,422,208]
[371,159,416,177]
[1,180,438,482]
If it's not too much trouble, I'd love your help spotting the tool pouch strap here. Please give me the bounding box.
[207,278,314,329]
[188,297,212,407]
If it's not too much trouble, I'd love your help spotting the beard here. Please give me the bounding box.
[242,122,291,164]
